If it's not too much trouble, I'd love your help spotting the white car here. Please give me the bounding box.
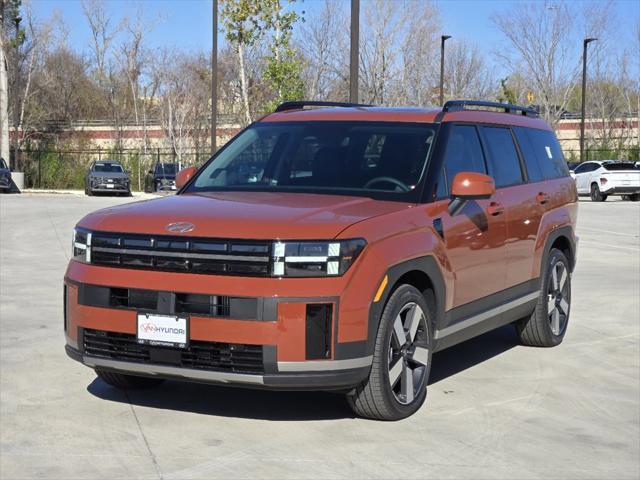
[571,160,640,202]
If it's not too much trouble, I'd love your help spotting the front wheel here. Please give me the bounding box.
[628,194,639,202]
[347,284,432,420]
[590,184,607,202]
[516,248,571,347]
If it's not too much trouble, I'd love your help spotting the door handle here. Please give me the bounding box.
[536,192,550,205]
[487,201,504,216]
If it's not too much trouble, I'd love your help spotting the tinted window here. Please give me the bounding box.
[189,122,436,198]
[514,127,568,181]
[155,163,177,174]
[482,127,524,187]
[442,125,486,188]
[603,162,636,171]
[572,163,589,174]
[93,162,124,173]
[0,158,7,169]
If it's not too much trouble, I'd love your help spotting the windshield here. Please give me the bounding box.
[603,162,637,171]
[93,162,124,173]
[187,122,436,199]
[155,163,178,174]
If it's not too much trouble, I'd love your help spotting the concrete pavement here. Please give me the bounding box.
[1,193,638,479]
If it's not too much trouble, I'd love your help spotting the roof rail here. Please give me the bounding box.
[441,100,539,117]
[274,100,372,112]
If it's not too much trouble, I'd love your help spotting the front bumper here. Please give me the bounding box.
[65,344,369,390]
[64,260,376,390]
[89,181,129,192]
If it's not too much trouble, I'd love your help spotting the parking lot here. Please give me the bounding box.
[1,193,638,479]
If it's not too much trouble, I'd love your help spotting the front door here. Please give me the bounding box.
[434,124,508,308]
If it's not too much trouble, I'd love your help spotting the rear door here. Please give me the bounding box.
[481,126,538,290]
[434,124,507,307]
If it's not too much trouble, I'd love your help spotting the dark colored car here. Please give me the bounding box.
[66,100,578,420]
[85,160,131,196]
[144,162,178,193]
[0,157,11,193]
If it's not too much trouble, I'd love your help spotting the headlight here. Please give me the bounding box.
[72,227,92,263]
[271,239,366,277]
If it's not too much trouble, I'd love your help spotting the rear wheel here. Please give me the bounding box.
[590,183,607,202]
[629,194,639,202]
[95,369,165,389]
[347,284,432,421]
[517,248,571,347]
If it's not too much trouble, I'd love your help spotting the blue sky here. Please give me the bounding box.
[32,0,640,74]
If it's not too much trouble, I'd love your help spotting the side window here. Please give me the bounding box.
[513,127,544,182]
[443,125,486,188]
[587,163,600,172]
[525,128,568,179]
[482,127,524,187]
[572,163,588,174]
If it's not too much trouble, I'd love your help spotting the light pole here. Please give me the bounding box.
[12,15,20,170]
[349,0,360,103]
[211,0,218,155]
[580,37,596,163]
[439,35,451,106]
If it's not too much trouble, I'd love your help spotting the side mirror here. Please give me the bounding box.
[448,172,496,216]
[176,166,198,189]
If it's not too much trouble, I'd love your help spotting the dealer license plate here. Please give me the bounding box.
[106,184,114,188]
[137,313,187,348]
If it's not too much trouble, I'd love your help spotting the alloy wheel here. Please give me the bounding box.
[547,260,570,335]
[387,302,429,405]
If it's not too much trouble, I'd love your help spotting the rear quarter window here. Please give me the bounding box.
[514,127,568,181]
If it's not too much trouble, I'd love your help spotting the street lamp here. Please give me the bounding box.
[349,0,360,103]
[439,35,451,106]
[580,37,597,163]
[211,0,218,155]
[13,15,21,170]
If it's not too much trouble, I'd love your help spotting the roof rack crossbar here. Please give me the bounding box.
[442,100,539,117]
[274,100,372,112]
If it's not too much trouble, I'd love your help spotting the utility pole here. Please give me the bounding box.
[0,1,10,164]
[211,0,217,155]
[349,0,359,103]
[439,35,451,106]
[580,37,596,163]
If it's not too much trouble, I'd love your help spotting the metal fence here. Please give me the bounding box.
[18,148,210,191]
[14,143,640,191]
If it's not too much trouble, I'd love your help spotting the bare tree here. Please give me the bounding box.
[445,40,495,101]
[492,2,581,124]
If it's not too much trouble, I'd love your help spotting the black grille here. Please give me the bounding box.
[77,284,258,319]
[83,329,264,374]
[90,231,272,276]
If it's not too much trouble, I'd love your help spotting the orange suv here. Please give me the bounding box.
[65,100,578,420]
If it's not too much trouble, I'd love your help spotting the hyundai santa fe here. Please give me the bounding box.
[65,100,578,420]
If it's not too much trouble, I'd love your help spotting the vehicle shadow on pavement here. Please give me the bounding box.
[87,379,355,421]
[86,324,518,420]
[429,324,519,385]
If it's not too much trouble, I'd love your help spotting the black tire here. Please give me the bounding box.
[629,194,639,202]
[516,248,571,347]
[95,369,165,389]
[347,284,433,421]
[590,183,607,202]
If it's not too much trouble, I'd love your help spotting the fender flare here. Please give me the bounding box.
[364,256,446,355]
[541,225,576,273]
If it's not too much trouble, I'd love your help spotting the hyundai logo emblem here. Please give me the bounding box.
[165,221,195,233]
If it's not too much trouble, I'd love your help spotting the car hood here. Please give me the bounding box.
[77,191,412,239]
[89,172,129,179]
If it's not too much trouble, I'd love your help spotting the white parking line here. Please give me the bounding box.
[578,226,639,238]
[579,239,640,252]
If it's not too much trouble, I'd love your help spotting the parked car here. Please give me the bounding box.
[144,162,178,193]
[0,157,12,193]
[66,100,578,420]
[85,160,131,196]
[571,160,640,201]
